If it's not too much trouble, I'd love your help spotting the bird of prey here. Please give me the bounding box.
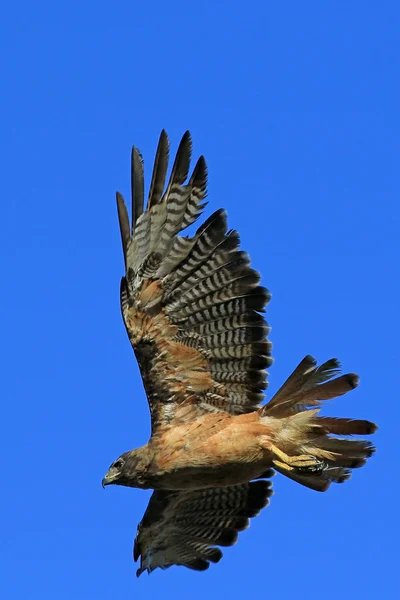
[102,131,377,577]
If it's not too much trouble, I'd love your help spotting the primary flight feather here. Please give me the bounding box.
[102,131,377,577]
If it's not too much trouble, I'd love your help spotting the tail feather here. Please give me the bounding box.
[301,374,359,403]
[264,356,377,492]
[265,355,317,413]
[315,416,377,436]
[264,357,359,417]
[272,465,332,492]
[314,437,375,459]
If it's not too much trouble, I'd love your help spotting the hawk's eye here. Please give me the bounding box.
[113,460,123,470]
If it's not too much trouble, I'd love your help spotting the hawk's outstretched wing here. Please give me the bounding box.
[133,476,274,576]
[117,131,272,432]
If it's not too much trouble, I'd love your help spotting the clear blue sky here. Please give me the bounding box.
[0,1,397,598]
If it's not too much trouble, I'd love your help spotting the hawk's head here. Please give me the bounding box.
[102,450,148,489]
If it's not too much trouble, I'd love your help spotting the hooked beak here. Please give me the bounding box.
[102,471,118,488]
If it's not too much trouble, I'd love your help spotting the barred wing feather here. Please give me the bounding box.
[134,477,274,576]
[117,131,272,431]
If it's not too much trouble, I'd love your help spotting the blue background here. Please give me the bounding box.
[1,1,396,598]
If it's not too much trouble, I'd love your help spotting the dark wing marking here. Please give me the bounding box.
[133,476,274,576]
[116,131,272,431]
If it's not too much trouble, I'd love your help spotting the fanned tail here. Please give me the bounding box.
[262,356,377,491]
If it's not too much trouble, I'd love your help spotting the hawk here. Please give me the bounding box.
[102,131,377,576]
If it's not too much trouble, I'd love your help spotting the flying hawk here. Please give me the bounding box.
[102,131,377,576]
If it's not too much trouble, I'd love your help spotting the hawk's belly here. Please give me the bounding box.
[147,413,273,490]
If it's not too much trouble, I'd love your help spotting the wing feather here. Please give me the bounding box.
[117,131,272,430]
[131,146,144,231]
[147,129,169,208]
[116,192,130,268]
[134,478,274,576]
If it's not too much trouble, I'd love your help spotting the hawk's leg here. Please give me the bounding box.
[269,444,324,472]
